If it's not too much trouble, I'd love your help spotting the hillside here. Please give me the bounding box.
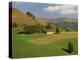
[9,8,48,34]
[12,8,40,25]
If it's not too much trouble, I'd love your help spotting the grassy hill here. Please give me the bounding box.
[10,8,48,34]
[12,8,39,26]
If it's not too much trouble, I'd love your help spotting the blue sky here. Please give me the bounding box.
[11,1,78,19]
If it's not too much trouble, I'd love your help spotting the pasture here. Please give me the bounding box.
[12,32,78,58]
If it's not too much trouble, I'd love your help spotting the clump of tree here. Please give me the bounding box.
[23,25,36,34]
[23,24,46,34]
[55,24,60,34]
[62,41,74,54]
[26,11,35,20]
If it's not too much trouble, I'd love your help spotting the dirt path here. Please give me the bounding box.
[28,32,77,45]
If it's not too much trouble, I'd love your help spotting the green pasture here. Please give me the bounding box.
[12,32,78,58]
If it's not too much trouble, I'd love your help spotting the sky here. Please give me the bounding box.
[10,1,78,19]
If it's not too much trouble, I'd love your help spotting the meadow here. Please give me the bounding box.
[12,32,78,58]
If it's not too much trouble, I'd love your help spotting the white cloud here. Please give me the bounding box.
[44,5,78,15]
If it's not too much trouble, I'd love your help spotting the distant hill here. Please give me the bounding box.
[9,8,48,34]
[42,18,78,31]
[42,18,77,23]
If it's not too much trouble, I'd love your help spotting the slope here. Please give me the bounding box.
[10,8,48,34]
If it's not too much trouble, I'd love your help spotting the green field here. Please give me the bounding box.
[12,32,78,58]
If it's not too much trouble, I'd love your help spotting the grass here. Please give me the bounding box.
[12,32,78,58]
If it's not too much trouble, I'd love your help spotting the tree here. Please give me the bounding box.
[68,41,74,53]
[56,24,60,34]
[26,11,35,20]
[46,23,51,29]
[62,41,74,54]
